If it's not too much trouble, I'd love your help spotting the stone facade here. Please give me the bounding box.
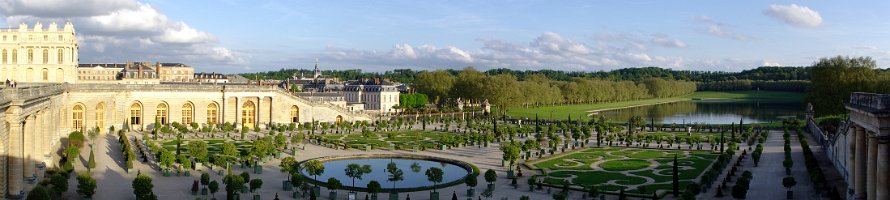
[156,63,194,82]
[811,92,890,200]
[0,22,78,83]
[343,80,400,114]
[0,83,370,198]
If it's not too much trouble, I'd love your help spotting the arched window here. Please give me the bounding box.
[207,103,218,125]
[241,101,255,128]
[156,103,168,125]
[57,68,64,82]
[335,115,343,125]
[130,103,142,126]
[57,48,63,64]
[42,68,48,81]
[182,103,193,124]
[42,49,48,64]
[11,49,16,63]
[73,104,84,131]
[27,48,33,63]
[26,68,33,82]
[290,106,300,123]
[2,49,6,63]
[96,102,105,130]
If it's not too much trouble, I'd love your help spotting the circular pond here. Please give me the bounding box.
[300,155,474,191]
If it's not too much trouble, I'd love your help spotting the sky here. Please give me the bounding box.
[2,0,889,73]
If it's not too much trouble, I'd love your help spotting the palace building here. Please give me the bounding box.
[0,22,78,83]
[0,23,370,198]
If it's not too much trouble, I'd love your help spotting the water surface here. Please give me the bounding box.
[595,99,803,124]
[302,158,469,189]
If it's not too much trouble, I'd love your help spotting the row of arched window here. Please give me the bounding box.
[11,67,64,82]
[0,48,68,64]
[74,101,304,130]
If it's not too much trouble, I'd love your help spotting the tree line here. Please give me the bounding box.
[413,67,696,108]
[240,66,810,84]
[697,80,810,91]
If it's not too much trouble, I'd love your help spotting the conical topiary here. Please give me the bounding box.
[88,150,96,170]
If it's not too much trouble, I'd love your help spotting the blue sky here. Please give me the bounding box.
[2,0,889,73]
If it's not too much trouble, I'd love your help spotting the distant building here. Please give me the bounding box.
[284,63,341,92]
[76,64,124,82]
[157,63,194,82]
[194,72,228,83]
[344,78,401,114]
[119,61,160,84]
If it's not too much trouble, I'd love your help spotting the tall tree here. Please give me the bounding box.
[807,56,879,116]
[414,70,455,104]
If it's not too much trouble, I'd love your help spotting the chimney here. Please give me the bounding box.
[138,63,143,79]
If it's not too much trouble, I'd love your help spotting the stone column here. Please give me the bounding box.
[878,139,889,200]
[257,97,262,128]
[24,115,36,181]
[868,134,878,200]
[848,126,857,196]
[7,121,23,198]
[41,110,50,164]
[234,97,240,128]
[855,126,867,199]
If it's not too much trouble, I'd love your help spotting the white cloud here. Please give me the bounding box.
[0,0,137,17]
[693,15,754,41]
[650,34,687,48]
[764,4,823,28]
[315,32,703,71]
[1,0,246,70]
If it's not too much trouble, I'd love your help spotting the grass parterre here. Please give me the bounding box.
[527,146,718,197]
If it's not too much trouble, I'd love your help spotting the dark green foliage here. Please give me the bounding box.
[484,169,497,184]
[399,93,429,109]
[223,174,245,200]
[27,185,52,200]
[250,179,263,192]
[76,173,97,198]
[132,174,155,200]
[209,180,220,198]
[808,56,888,116]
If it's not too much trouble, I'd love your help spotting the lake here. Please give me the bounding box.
[594,99,803,124]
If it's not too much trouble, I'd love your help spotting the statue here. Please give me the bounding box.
[482,99,491,115]
[456,97,464,111]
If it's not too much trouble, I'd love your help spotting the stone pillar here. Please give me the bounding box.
[849,126,857,196]
[7,121,23,198]
[23,115,36,181]
[257,97,262,128]
[878,139,889,200]
[41,111,50,164]
[855,126,867,199]
[868,135,878,200]
[234,97,240,128]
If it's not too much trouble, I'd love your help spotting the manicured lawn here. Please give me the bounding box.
[504,90,804,120]
[529,146,718,196]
